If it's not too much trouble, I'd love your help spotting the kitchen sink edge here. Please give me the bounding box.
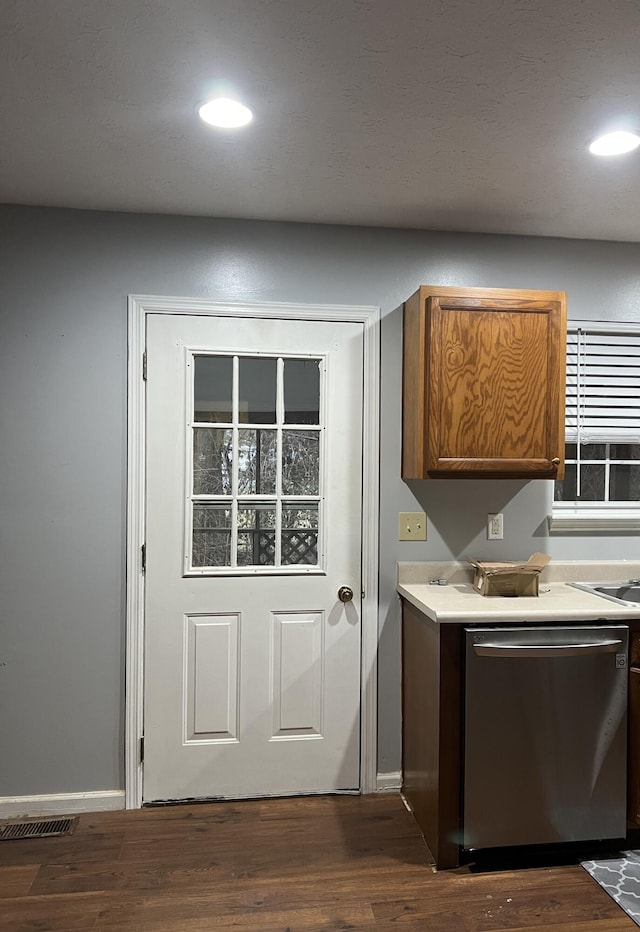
[569,580,640,607]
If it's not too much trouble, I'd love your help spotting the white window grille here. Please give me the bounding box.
[186,352,326,573]
[551,320,640,531]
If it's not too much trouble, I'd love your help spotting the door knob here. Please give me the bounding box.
[551,457,561,466]
[338,586,354,603]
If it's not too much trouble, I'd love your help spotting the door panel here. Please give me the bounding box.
[143,313,363,801]
[271,611,324,738]
[184,614,239,741]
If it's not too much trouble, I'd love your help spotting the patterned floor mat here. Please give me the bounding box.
[581,850,640,926]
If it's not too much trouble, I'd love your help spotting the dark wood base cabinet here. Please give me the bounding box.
[628,633,640,824]
[401,600,463,869]
[401,599,640,870]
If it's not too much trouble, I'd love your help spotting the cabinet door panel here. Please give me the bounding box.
[402,286,566,479]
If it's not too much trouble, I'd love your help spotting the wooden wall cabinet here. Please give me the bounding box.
[402,285,567,479]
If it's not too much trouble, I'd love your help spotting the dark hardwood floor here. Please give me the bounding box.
[0,793,634,931]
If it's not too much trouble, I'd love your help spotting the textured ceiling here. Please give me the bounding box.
[2,0,640,241]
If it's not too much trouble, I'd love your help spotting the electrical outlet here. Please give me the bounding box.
[487,513,504,540]
[398,512,427,541]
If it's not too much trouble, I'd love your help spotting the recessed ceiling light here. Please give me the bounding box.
[198,97,253,129]
[589,130,640,156]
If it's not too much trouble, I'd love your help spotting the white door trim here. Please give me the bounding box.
[126,294,380,809]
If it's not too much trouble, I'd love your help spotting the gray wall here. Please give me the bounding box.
[1,204,639,793]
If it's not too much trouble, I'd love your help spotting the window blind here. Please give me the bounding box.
[566,324,640,444]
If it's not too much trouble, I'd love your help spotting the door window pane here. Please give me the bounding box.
[284,359,320,425]
[237,505,276,566]
[192,505,232,567]
[282,430,320,495]
[239,357,277,423]
[194,356,232,422]
[282,504,319,529]
[190,354,323,571]
[282,503,319,566]
[193,429,233,494]
[237,429,277,495]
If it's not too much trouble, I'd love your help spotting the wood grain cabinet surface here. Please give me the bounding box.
[402,285,567,479]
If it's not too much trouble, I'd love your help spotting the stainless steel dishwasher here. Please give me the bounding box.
[463,624,629,850]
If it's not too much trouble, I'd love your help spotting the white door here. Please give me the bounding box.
[143,312,364,801]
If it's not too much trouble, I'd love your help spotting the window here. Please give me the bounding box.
[552,321,640,531]
[188,353,324,572]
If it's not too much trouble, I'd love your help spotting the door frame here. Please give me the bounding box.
[125,294,380,809]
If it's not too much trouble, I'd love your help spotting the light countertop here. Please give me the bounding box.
[397,561,640,625]
[398,581,640,624]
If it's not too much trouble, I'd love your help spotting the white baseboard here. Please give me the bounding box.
[376,771,402,793]
[0,790,125,820]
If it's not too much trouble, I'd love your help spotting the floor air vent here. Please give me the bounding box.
[0,817,78,840]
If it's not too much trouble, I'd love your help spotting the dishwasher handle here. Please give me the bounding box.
[473,639,623,658]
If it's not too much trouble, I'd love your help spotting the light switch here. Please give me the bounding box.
[398,511,427,541]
